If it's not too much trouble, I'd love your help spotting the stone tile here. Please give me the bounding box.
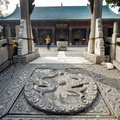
[0,63,26,93]
[2,115,118,120]
[0,47,120,120]
[0,64,120,120]
[9,91,110,116]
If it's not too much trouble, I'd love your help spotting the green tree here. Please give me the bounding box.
[105,0,120,12]
[0,0,10,16]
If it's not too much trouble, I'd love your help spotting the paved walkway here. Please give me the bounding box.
[36,46,86,57]
[30,46,92,64]
[0,46,120,120]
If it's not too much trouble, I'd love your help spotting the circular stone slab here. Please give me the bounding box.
[24,68,98,114]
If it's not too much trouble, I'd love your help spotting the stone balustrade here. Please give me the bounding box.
[0,39,9,65]
[0,39,10,72]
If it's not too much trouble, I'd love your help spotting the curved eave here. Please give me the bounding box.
[0,5,119,21]
[0,5,20,20]
[102,5,120,19]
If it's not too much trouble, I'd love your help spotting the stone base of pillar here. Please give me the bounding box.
[87,39,94,53]
[84,51,110,64]
[13,49,40,63]
[113,60,120,71]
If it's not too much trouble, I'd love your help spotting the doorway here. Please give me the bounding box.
[55,29,69,44]
[72,29,86,45]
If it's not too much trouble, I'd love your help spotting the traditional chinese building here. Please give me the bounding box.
[0,5,120,45]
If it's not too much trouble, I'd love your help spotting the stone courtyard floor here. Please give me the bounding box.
[0,46,120,120]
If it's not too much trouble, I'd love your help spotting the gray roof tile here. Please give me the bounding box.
[0,5,119,20]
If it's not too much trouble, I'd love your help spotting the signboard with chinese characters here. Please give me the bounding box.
[56,24,68,29]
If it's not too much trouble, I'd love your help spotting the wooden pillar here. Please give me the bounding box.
[69,27,72,45]
[35,27,39,45]
[86,28,89,45]
[52,27,55,45]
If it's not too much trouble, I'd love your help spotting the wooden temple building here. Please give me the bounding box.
[0,5,120,45]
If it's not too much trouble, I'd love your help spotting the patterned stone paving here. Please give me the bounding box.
[97,65,120,93]
[9,91,110,115]
[0,63,26,93]
[36,46,86,57]
[0,63,120,120]
[2,115,118,120]
[0,64,32,118]
[86,65,120,118]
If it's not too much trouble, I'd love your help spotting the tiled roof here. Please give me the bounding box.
[0,5,120,20]
[31,6,91,20]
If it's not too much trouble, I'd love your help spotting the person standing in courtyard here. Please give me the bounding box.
[45,35,51,50]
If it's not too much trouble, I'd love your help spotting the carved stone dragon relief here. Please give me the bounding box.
[24,68,98,114]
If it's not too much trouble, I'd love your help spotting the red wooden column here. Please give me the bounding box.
[35,27,39,45]
[69,27,72,45]
[52,27,55,45]
[86,28,89,45]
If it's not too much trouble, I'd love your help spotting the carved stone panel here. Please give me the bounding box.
[24,68,98,114]
[1,64,119,120]
[10,91,110,115]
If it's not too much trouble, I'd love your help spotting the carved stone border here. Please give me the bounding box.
[87,65,120,119]
[0,64,54,118]
[9,91,110,115]
[0,64,34,118]
[2,115,118,120]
